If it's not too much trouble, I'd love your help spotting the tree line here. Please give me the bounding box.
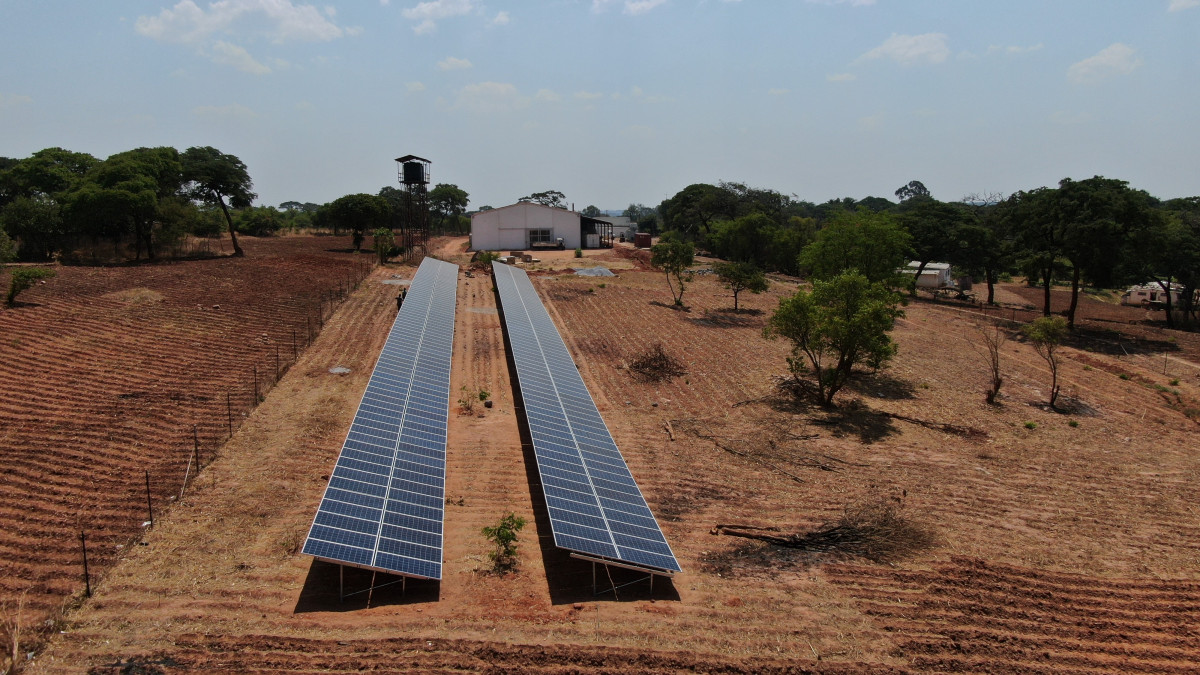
[646,177,1200,328]
[0,146,474,264]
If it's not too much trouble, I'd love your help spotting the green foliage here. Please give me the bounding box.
[798,209,912,288]
[234,206,281,237]
[650,234,695,306]
[481,512,527,573]
[181,146,256,257]
[0,197,62,261]
[1024,421,1037,430]
[706,213,814,274]
[0,228,14,264]
[372,228,395,264]
[325,193,390,251]
[765,271,904,406]
[581,205,602,217]
[429,183,470,234]
[477,389,490,401]
[1068,420,1079,428]
[5,267,56,306]
[712,260,768,310]
[475,250,501,266]
[1023,316,1069,408]
[574,247,583,258]
[518,190,566,208]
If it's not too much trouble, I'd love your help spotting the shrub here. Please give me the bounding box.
[574,247,583,258]
[5,267,56,306]
[481,512,527,573]
[628,342,687,382]
[1024,421,1037,430]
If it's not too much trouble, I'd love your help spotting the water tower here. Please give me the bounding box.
[395,155,431,262]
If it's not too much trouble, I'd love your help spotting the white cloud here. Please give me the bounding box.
[210,41,271,74]
[438,56,472,70]
[827,72,856,82]
[402,0,475,33]
[535,89,561,102]
[1169,0,1200,11]
[406,81,426,92]
[591,0,668,15]
[1067,43,1142,83]
[0,93,33,109]
[193,103,258,119]
[453,82,528,114]
[858,33,949,66]
[492,11,509,25]
[136,0,346,44]
[858,111,885,130]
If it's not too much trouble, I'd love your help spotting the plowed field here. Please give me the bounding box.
[19,238,1200,673]
[0,236,369,625]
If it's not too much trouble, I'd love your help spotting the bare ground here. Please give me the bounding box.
[16,238,1200,673]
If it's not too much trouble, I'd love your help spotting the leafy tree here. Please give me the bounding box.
[481,512,527,573]
[0,228,14,263]
[373,227,395,264]
[659,184,737,239]
[857,196,897,213]
[429,183,469,234]
[970,322,1008,405]
[1128,199,1200,328]
[81,146,183,260]
[581,205,601,217]
[5,267,55,306]
[519,190,566,208]
[999,187,1063,317]
[1023,316,1068,408]
[765,271,904,406]
[798,209,912,288]
[326,193,390,251]
[895,180,931,203]
[953,193,1009,305]
[899,199,968,294]
[713,260,768,310]
[650,233,695,307]
[181,146,256,257]
[234,206,281,237]
[2,147,98,201]
[0,196,63,261]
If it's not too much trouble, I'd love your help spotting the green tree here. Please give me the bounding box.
[899,199,968,295]
[765,271,904,406]
[650,234,695,307]
[0,228,14,263]
[1023,316,1069,408]
[326,193,390,251]
[234,206,281,237]
[81,146,183,260]
[1129,199,1200,328]
[429,183,469,234]
[481,512,527,573]
[5,267,56,306]
[2,147,98,201]
[713,260,768,310]
[518,190,566,208]
[1000,187,1063,318]
[581,205,602,217]
[0,196,63,261]
[895,180,931,203]
[181,146,256,257]
[798,209,912,288]
[659,184,737,239]
[373,227,395,264]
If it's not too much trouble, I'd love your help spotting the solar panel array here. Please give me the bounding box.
[302,257,458,580]
[492,262,680,574]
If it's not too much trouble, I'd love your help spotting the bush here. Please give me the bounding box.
[5,267,56,306]
[628,342,687,382]
[481,512,527,573]
[574,247,583,258]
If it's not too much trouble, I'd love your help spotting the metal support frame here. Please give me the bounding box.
[337,564,408,604]
[570,553,673,598]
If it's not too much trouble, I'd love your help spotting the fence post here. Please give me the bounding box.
[193,425,200,465]
[80,531,92,598]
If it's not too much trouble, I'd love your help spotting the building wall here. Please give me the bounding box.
[470,202,582,251]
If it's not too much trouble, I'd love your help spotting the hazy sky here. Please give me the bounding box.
[2,1,1197,211]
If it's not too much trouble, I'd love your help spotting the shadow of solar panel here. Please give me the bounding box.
[492,262,680,574]
[302,257,458,580]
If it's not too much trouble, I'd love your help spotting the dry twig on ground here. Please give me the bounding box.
[627,342,687,382]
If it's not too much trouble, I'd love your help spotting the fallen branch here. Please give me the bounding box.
[663,420,675,441]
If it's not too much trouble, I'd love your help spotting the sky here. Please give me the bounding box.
[1,0,1198,212]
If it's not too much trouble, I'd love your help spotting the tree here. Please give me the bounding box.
[82,146,183,260]
[953,192,1009,305]
[0,196,63,261]
[765,271,904,406]
[429,183,469,234]
[581,205,602,217]
[798,209,912,288]
[970,322,1008,405]
[1023,316,1068,408]
[895,180,931,203]
[326,193,390,251]
[5,267,55,306]
[899,199,968,295]
[1134,199,1200,328]
[1000,187,1063,318]
[181,146,256,257]
[519,190,566,208]
[0,228,14,264]
[713,261,768,310]
[659,184,736,239]
[372,227,395,264]
[481,512,527,573]
[650,234,695,307]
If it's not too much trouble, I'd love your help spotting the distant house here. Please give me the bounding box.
[901,261,953,288]
[593,216,636,240]
[470,202,613,251]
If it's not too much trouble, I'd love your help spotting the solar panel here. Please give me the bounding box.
[302,257,459,580]
[492,262,681,574]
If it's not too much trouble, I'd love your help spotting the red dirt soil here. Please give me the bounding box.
[0,236,370,623]
[14,238,1200,673]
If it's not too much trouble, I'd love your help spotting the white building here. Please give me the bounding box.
[470,202,613,251]
[901,261,953,288]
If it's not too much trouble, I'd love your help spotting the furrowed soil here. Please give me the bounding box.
[16,238,1200,673]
